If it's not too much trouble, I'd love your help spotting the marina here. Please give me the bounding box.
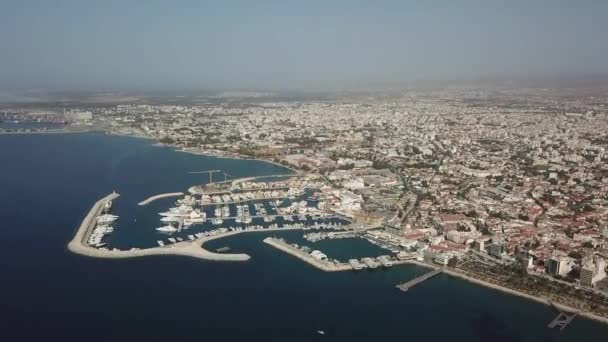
[5,132,608,341]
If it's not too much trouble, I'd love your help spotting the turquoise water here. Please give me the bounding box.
[0,132,606,341]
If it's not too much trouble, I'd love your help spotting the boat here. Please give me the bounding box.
[97,214,118,223]
[155,225,177,233]
[160,216,180,222]
[184,217,205,225]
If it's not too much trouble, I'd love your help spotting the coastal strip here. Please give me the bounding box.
[176,147,301,173]
[439,268,608,325]
[263,237,353,272]
[393,259,608,326]
[260,240,608,325]
[69,194,608,325]
[138,192,184,206]
[0,129,90,135]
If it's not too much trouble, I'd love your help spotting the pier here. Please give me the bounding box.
[396,269,442,292]
[138,192,184,206]
[547,302,578,331]
[263,237,353,272]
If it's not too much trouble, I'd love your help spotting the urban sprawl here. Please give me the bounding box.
[4,88,608,320]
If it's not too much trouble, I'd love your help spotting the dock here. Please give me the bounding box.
[396,269,442,292]
[547,302,578,331]
[263,237,353,272]
[138,192,184,206]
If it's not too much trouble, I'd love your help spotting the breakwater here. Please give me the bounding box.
[138,192,184,206]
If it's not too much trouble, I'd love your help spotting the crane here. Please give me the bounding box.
[222,172,232,183]
[188,170,221,185]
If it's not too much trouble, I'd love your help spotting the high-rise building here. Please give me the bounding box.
[546,256,573,276]
[581,256,607,287]
[489,243,505,258]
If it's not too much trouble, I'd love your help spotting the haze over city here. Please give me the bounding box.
[1,0,608,91]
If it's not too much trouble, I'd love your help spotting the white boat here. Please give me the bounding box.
[160,216,180,222]
[97,214,118,223]
[184,217,205,225]
[156,225,177,232]
[189,210,206,219]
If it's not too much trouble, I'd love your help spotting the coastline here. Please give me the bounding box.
[62,130,608,326]
[0,128,91,135]
[105,129,300,174]
[397,259,608,326]
[177,147,300,174]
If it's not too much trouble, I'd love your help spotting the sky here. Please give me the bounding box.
[1,0,607,91]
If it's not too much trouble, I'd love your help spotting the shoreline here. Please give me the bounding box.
[397,259,608,326]
[69,194,608,326]
[62,131,608,326]
[440,268,608,326]
[0,128,91,135]
[176,147,301,174]
[105,129,300,175]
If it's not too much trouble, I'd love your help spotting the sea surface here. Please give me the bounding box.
[0,121,64,130]
[0,132,607,341]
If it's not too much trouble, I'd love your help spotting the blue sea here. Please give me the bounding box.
[0,132,606,341]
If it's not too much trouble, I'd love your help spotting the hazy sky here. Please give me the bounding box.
[1,0,607,90]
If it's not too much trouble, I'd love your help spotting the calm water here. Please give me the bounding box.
[0,132,607,341]
[0,121,64,130]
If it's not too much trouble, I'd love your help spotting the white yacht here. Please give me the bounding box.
[156,225,177,233]
[160,216,180,222]
[97,214,118,224]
